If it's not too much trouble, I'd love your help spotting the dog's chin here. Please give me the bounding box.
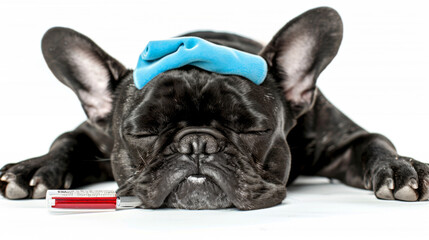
[164,175,233,209]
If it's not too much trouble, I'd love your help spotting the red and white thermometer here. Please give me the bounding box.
[46,190,141,210]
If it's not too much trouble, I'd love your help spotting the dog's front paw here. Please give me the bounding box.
[0,156,72,199]
[364,156,429,201]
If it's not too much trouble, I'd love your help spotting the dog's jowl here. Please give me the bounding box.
[1,7,428,210]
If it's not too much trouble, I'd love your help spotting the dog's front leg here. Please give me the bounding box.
[318,132,429,201]
[290,92,429,201]
[0,122,114,199]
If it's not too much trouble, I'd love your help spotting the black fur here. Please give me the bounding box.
[1,7,428,209]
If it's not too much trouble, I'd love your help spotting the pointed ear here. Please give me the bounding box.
[260,7,343,117]
[41,27,129,128]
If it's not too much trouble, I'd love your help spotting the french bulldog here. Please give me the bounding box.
[1,7,428,210]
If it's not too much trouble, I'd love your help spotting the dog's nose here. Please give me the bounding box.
[175,127,223,154]
[178,134,218,154]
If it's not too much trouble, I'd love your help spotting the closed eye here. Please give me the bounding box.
[224,125,272,135]
[125,131,158,138]
[240,129,272,135]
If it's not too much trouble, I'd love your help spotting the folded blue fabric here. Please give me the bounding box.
[133,37,267,89]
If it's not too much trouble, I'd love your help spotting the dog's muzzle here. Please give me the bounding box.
[164,127,232,209]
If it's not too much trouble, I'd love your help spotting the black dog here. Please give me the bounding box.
[1,7,428,210]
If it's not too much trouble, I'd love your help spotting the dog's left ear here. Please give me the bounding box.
[260,7,343,117]
[41,27,129,128]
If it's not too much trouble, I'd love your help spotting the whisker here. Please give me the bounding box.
[136,148,148,167]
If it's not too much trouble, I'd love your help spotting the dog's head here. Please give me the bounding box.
[41,7,342,210]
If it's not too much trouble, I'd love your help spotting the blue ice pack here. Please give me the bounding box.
[133,37,267,89]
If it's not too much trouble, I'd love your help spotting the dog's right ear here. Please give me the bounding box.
[41,27,129,128]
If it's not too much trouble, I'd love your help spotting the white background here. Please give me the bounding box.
[0,0,428,239]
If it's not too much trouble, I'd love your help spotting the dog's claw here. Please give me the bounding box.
[1,173,15,182]
[29,177,38,187]
[424,177,429,187]
[387,178,394,190]
[64,173,73,189]
[364,175,372,190]
[409,178,418,190]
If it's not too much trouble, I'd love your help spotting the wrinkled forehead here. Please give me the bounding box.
[123,67,279,132]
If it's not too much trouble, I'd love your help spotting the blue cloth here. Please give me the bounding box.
[133,37,267,89]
